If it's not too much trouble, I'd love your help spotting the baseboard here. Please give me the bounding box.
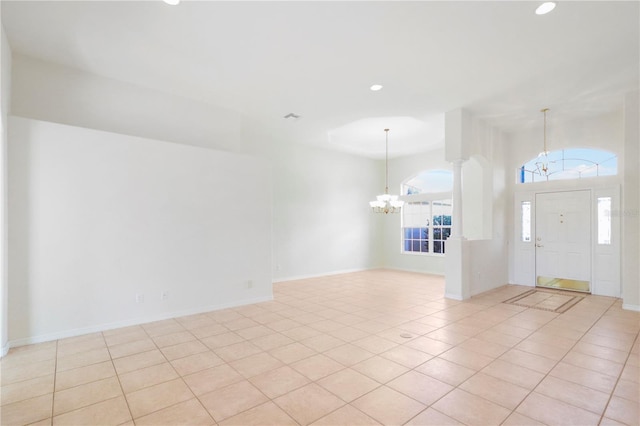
[272,267,370,283]
[1,341,9,358]
[444,292,464,301]
[7,294,273,349]
[622,303,640,312]
[385,267,444,277]
[273,267,444,284]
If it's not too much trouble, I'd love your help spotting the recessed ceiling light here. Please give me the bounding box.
[370,84,383,91]
[535,2,556,15]
[163,0,180,5]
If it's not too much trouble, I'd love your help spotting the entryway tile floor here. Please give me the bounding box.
[1,270,638,425]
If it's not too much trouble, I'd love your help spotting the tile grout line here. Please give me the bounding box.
[196,301,396,424]
[32,337,110,421]
[49,339,59,423]
[229,322,348,425]
[596,320,640,426]
[133,320,203,424]
[49,335,127,422]
[187,315,299,426]
[330,291,511,424]
[134,312,303,425]
[398,296,616,425]
[298,278,624,424]
[399,301,534,426]
[85,319,228,421]
[505,297,620,424]
[295,298,519,425]
[104,330,137,425]
[7,275,638,426]
[200,308,306,425]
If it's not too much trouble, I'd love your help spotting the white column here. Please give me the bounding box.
[444,108,471,301]
[0,25,11,357]
[445,158,470,301]
[622,90,640,311]
[451,159,464,239]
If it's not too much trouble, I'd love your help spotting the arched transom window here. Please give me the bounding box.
[519,148,617,184]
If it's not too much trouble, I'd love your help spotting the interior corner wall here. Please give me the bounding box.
[0,22,12,355]
[383,148,449,275]
[8,117,272,344]
[269,141,383,281]
[11,55,384,289]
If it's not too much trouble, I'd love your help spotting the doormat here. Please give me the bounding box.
[536,276,590,292]
[503,289,584,314]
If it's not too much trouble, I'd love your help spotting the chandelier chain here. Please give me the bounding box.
[542,108,549,153]
[385,128,389,194]
[369,128,403,214]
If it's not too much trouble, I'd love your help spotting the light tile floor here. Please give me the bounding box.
[1,270,639,425]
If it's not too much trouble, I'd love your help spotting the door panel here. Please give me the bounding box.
[535,191,591,292]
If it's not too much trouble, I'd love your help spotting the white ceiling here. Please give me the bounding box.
[2,1,638,158]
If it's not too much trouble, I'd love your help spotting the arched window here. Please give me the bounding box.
[518,148,617,184]
[402,169,453,194]
[401,169,453,255]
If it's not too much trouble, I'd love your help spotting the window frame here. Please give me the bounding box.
[401,192,452,257]
[518,148,618,184]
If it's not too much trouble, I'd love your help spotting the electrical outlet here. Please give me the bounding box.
[160,291,169,301]
[135,293,144,304]
[246,280,253,289]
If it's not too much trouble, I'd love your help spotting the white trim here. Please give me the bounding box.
[1,342,9,358]
[400,251,445,258]
[7,295,273,349]
[622,303,640,312]
[508,280,536,287]
[385,266,444,277]
[513,174,621,191]
[272,267,369,283]
[400,191,452,203]
[444,292,464,301]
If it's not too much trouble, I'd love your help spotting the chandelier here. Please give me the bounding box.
[535,108,551,176]
[369,129,404,214]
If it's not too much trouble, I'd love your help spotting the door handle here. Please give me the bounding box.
[536,243,544,248]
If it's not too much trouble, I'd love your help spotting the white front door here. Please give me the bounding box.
[535,190,591,292]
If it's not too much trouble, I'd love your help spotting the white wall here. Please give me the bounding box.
[1,22,12,355]
[11,54,383,283]
[509,110,624,168]
[270,142,383,281]
[8,117,272,344]
[12,54,245,154]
